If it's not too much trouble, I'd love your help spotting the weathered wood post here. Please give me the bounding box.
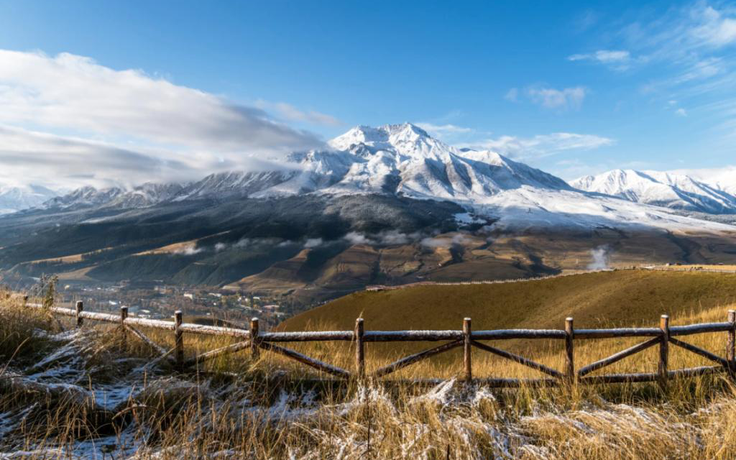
[75,301,84,328]
[120,306,128,347]
[355,318,365,379]
[463,317,472,383]
[565,317,575,385]
[728,310,736,377]
[250,318,260,360]
[22,295,28,308]
[174,311,184,369]
[658,314,670,390]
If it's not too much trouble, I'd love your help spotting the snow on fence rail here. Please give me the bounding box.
[20,297,736,388]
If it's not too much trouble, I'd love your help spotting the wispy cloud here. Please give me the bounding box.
[574,9,600,33]
[504,88,519,102]
[568,50,632,70]
[505,86,587,110]
[0,125,189,189]
[526,86,587,110]
[255,100,342,126]
[464,132,614,161]
[0,49,326,188]
[571,2,736,143]
[415,122,473,139]
[690,5,736,48]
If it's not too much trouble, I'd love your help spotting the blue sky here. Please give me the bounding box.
[1,0,736,188]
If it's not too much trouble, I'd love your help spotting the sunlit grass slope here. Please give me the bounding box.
[282,269,736,333]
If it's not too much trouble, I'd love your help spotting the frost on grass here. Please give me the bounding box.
[3,328,736,459]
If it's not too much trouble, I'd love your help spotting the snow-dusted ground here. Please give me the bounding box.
[2,327,735,459]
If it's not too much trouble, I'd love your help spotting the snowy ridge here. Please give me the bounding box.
[571,169,736,214]
[42,183,184,211]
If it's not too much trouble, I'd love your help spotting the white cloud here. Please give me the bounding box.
[0,125,194,189]
[0,49,326,188]
[344,232,368,245]
[304,238,323,248]
[175,245,203,256]
[568,50,632,70]
[691,6,736,47]
[504,88,519,102]
[420,234,467,249]
[569,50,630,63]
[467,132,614,160]
[255,100,342,126]
[415,123,473,138]
[526,86,587,110]
[342,230,417,246]
[675,108,688,117]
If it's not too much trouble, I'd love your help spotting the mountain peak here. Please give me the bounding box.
[328,122,432,152]
[381,122,430,137]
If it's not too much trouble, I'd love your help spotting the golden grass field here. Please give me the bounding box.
[282,269,736,333]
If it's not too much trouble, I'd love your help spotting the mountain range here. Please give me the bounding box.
[572,169,736,215]
[1,123,735,304]
[10,123,736,230]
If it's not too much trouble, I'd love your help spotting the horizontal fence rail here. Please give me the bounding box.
[19,296,736,388]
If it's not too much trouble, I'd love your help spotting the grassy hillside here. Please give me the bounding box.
[281,269,736,333]
[7,285,736,458]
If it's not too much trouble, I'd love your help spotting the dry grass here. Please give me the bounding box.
[281,269,736,345]
[5,286,736,458]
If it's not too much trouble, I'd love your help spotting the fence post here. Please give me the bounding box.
[463,317,472,383]
[565,317,575,385]
[728,310,735,377]
[22,295,28,308]
[75,301,83,328]
[174,311,184,369]
[120,306,128,347]
[355,318,365,379]
[250,318,260,360]
[658,315,670,390]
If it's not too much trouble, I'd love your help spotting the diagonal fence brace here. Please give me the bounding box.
[372,339,463,378]
[258,341,351,378]
[471,340,564,379]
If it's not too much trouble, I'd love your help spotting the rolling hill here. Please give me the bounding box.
[280,269,736,336]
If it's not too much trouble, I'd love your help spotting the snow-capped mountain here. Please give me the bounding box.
[0,184,58,214]
[120,123,573,205]
[184,123,573,201]
[323,124,572,199]
[42,183,184,211]
[571,169,736,214]
[42,186,125,210]
[29,123,736,232]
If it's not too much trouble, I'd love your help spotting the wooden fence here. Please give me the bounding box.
[22,297,736,388]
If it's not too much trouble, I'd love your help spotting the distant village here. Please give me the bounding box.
[52,279,304,329]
